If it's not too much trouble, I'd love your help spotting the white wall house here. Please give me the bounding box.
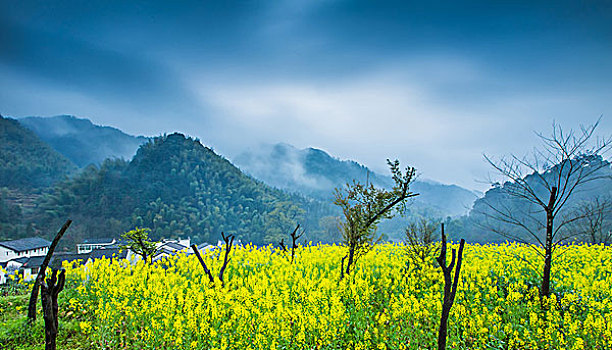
[0,237,51,263]
[1,257,30,284]
[77,238,117,254]
[77,236,192,264]
[0,264,7,284]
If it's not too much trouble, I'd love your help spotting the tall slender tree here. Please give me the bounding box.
[479,119,611,297]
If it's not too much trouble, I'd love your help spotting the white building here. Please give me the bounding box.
[151,238,192,262]
[0,237,51,263]
[77,238,117,254]
[0,263,8,284]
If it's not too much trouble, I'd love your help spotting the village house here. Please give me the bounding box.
[77,238,118,254]
[2,253,89,283]
[151,238,192,262]
[0,237,51,263]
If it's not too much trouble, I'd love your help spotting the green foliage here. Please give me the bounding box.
[31,133,336,248]
[0,285,95,350]
[0,116,77,189]
[334,159,417,273]
[121,227,157,263]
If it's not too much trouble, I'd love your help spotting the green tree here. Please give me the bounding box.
[334,159,417,278]
[121,227,158,264]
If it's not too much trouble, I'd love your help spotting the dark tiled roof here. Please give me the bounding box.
[6,257,29,265]
[161,242,188,251]
[50,253,88,269]
[104,243,125,249]
[88,248,127,261]
[22,256,46,268]
[82,238,115,245]
[10,253,88,270]
[0,237,51,252]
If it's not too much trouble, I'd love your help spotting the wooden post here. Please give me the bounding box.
[436,224,466,350]
[28,220,72,322]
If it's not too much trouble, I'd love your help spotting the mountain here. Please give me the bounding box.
[19,115,148,167]
[0,115,77,189]
[34,133,336,248]
[233,143,479,217]
[462,154,612,243]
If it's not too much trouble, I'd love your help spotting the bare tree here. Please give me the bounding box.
[278,224,304,263]
[436,224,465,350]
[570,196,612,245]
[334,159,417,279]
[405,217,439,264]
[479,119,611,297]
[191,231,235,287]
[41,269,66,350]
[28,219,71,322]
[218,232,235,287]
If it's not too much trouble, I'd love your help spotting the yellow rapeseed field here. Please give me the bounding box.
[63,242,612,349]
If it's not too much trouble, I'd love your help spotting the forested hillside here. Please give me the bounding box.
[20,115,148,167]
[6,115,608,247]
[0,116,76,189]
[34,133,336,248]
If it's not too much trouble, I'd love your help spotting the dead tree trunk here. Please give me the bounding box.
[191,232,235,287]
[191,244,215,284]
[279,239,288,253]
[436,224,466,350]
[346,244,355,275]
[40,269,66,350]
[541,187,557,299]
[290,224,304,264]
[218,232,234,287]
[28,220,72,322]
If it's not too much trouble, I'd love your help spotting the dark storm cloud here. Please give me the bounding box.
[1,0,611,190]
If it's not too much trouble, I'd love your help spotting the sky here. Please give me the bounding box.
[1,0,611,192]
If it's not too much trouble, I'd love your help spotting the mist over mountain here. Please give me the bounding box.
[0,115,78,240]
[0,115,76,189]
[233,143,479,217]
[457,154,612,243]
[19,115,148,167]
[29,133,335,248]
[4,114,609,246]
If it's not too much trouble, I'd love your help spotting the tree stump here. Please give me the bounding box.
[40,269,66,350]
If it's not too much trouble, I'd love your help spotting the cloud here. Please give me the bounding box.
[2,0,611,192]
[191,58,612,191]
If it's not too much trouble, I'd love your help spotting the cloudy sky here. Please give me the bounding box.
[1,0,611,191]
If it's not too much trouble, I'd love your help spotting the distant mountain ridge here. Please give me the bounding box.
[14,115,479,217]
[233,143,479,217]
[33,133,335,248]
[19,115,148,167]
[0,115,76,189]
[462,154,612,243]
